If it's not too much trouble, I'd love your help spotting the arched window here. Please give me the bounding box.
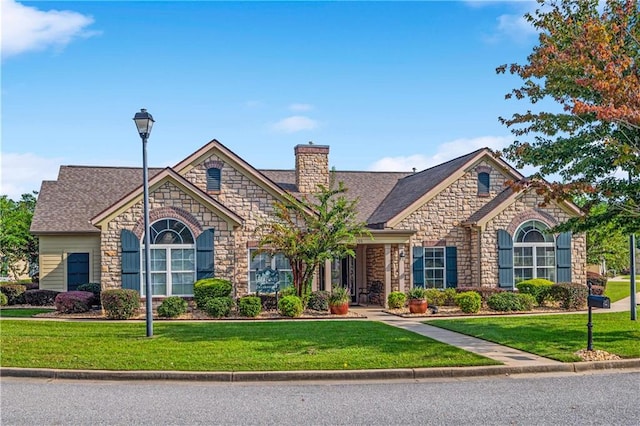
[513,220,555,282]
[478,172,490,195]
[142,219,195,296]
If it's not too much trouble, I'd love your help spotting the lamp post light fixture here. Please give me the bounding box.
[133,108,155,337]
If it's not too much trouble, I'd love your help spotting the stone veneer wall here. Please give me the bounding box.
[366,246,385,284]
[396,160,510,287]
[294,144,329,194]
[100,181,233,290]
[480,191,586,287]
[183,153,296,296]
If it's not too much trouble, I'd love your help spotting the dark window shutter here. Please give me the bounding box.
[207,168,221,191]
[556,232,572,282]
[478,172,490,194]
[412,246,424,288]
[121,229,140,290]
[497,229,513,288]
[445,246,458,288]
[196,229,215,280]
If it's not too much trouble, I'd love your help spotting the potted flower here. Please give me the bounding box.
[407,287,428,314]
[328,285,350,315]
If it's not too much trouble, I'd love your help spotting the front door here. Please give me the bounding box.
[67,253,89,291]
[331,257,356,303]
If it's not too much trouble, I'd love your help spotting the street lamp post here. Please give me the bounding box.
[133,108,155,337]
[630,170,637,321]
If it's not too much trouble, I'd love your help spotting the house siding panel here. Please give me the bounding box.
[38,235,101,291]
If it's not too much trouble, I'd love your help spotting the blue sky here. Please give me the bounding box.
[1,0,543,200]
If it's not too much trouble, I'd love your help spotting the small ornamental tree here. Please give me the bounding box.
[0,193,39,280]
[256,178,370,298]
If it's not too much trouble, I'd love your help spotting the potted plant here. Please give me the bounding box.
[407,287,428,314]
[328,285,350,315]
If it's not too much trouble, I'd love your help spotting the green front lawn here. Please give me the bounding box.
[0,308,55,318]
[429,309,640,362]
[0,320,497,371]
[606,279,633,302]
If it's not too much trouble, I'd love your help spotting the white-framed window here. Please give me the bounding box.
[248,249,293,293]
[142,219,196,296]
[514,220,555,283]
[424,247,446,289]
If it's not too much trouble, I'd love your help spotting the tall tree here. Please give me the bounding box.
[0,192,38,280]
[256,179,369,298]
[497,0,640,233]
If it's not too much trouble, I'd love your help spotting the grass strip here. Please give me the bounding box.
[605,280,632,302]
[429,309,640,362]
[0,309,55,318]
[0,320,497,371]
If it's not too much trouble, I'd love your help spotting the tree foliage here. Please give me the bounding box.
[256,179,369,298]
[585,204,630,272]
[497,0,640,233]
[0,192,38,279]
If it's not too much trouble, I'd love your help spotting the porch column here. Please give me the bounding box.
[384,244,391,308]
[324,259,331,290]
[398,244,405,292]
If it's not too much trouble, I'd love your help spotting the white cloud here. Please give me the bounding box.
[495,12,537,39]
[368,136,513,172]
[270,116,318,134]
[0,152,63,200]
[289,103,314,112]
[1,0,97,60]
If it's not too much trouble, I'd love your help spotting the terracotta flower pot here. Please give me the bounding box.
[330,302,349,315]
[408,299,428,314]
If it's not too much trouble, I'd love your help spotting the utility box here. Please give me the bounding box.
[587,295,611,309]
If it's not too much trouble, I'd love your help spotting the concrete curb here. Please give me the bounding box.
[2,359,639,382]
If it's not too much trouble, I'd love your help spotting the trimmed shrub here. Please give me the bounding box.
[424,289,446,306]
[203,297,234,318]
[455,291,482,313]
[387,291,407,309]
[587,272,607,289]
[193,278,233,307]
[516,279,554,305]
[24,282,39,291]
[0,284,26,305]
[54,291,94,314]
[258,294,278,311]
[456,286,504,301]
[238,296,262,317]
[101,289,140,319]
[590,285,605,296]
[77,283,101,305]
[550,283,589,310]
[307,291,329,312]
[443,288,458,306]
[487,292,537,311]
[278,295,303,318]
[24,289,60,306]
[157,296,188,318]
[0,293,8,306]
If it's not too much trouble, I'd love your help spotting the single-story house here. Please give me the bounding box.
[30,140,586,305]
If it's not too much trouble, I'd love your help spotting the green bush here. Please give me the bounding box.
[157,296,188,318]
[406,287,427,300]
[77,283,101,305]
[54,291,94,314]
[0,292,8,306]
[454,291,482,313]
[0,284,26,305]
[443,288,458,306]
[278,295,303,318]
[487,292,537,311]
[457,286,504,301]
[101,289,140,319]
[238,296,262,317]
[387,291,407,309]
[423,289,446,306]
[550,283,589,310]
[307,291,329,311]
[203,297,233,318]
[24,289,59,306]
[516,279,554,305]
[193,278,233,308]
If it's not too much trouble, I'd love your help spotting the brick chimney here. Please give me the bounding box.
[295,143,330,194]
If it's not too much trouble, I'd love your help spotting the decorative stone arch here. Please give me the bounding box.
[132,206,203,239]
[474,165,492,174]
[204,159,224,170]
[506,209,558,236]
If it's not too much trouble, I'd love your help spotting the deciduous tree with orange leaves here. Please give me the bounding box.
[498,0,639,233]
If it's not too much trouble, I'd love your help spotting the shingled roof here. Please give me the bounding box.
[260,170,411,223]
[31,166,163,234]
[367,149,486,226]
